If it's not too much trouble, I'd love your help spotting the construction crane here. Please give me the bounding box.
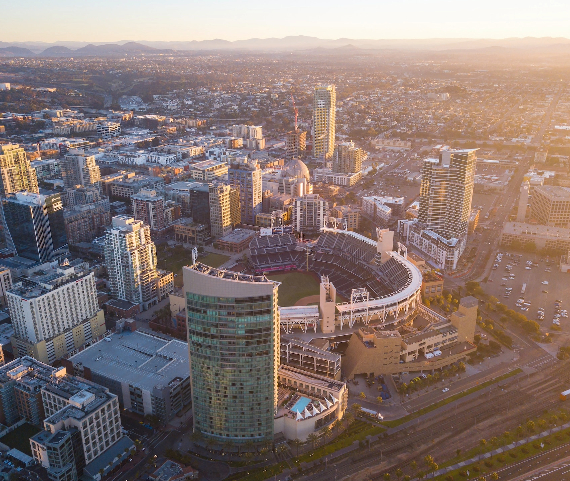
[291,93,298,131]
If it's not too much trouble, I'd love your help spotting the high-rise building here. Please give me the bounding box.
[60,150,101,189]
[104,216,161,310]
[131,189,166,232]
[517,180,530,223]
[332,141,364,174]
[312,85,336,160]
[292,194,329,236]
[0,144,39,196]
[7,260,105,364]
[418,148,477,241]
[228,158,262,225]
[184,263,279,444]
[286,130,307,159]
[208,183,241,238]
[399,148,477,271]
[2,191,67,263]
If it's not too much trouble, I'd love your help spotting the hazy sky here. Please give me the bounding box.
[4,0,570,43]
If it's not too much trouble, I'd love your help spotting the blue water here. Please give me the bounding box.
[292,396,311,413]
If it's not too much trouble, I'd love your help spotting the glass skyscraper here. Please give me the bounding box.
[2,192,66,263]
[184,264,279,443]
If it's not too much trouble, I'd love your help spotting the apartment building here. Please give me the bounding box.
[131,190,166,232]
[285,130,307,159]
[292,194,329,236]
[332,141,364,174]
[61,150,101,189]
[228,158,262,225]
[7,260,105,364]
[189,160,228,181]
[104,216,166,310]
[0,144,39,196]
[313,85,336,160]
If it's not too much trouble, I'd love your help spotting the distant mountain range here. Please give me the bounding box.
[1,36,570,57]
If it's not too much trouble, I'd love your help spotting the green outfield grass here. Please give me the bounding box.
[267,271,321,306]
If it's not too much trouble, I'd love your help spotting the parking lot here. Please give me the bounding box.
[485,251,570,330]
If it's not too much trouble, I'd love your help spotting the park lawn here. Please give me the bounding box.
[381,369,522,428]
[267,271,321,307]
[0,423,41,455]
[430,426,570,480]
[199,252,231,268]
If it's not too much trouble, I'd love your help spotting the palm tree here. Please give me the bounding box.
[395,468,403,479]
[244,439,255,454]
[223,439,234,454]
[410,460,417,471]
[320,426,331,443]
[291,438,302,457]
[307,433,318,450]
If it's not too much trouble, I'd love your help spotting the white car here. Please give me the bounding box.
[542,281,549,285]
[525,267,531,270]
[442,388,449,393]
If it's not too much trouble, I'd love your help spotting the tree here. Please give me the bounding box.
[307,433,318,449]
[377,396,384,404]
[410,461,418,471]
[359,392,367,399]
[320,426,331,443]
[517,425,525,438]
[291,438,302,457]
[480,439,487,448]
[384,474,391,481]
[244,440,255,453]
[344,411,354,428]
[456,448,462,457]
[424,455,434,467]
[351,403,362,416]
[404,476,411,481]
[526,420,535,433]
[491,473,499,480]
[395,468,403,479]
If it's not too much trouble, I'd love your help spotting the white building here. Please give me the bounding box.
[7,261,105,364]
[97,122,121,140]
[104,216,159,311]
[292,194,328,236]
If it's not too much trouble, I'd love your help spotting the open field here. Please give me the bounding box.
[267,271,321,307]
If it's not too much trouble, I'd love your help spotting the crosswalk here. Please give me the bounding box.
[525,354,558,370]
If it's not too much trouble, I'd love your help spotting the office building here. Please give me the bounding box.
[285,130,307,160]
[332,141,364,174]
[500,222,570,253]
[172,219,207,246]
[517,180,530,223]
[312,85,336,160]
[0,144,39,196]
[184,263,279,444]
[60,150,101,189]
[131,190,166,232]
[228,158,262,225]
[292,194,328,236]
[8,260,105,364]
[66,329,191,423]
[0,268,11,306]
[2,192,67,263]
[530,185,570,228]
[104,216,162,311]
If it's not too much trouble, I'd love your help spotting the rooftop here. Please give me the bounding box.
[68,330,190,393]
[218,229,256,244]
[189,262,275,284]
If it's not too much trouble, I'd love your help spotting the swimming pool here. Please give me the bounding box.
[291,396,311,413]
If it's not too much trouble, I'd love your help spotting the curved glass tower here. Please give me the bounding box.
[184,264,279,443]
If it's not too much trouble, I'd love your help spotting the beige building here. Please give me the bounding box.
[331,205,361,231]
[342,298,477,379]
[0,144,39,196]
[313,85,336,160]
[61,150,101,189]
[189,160,228,181]
[530,185,570,228]
[209,183,234,238]
[500,222,570,253]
